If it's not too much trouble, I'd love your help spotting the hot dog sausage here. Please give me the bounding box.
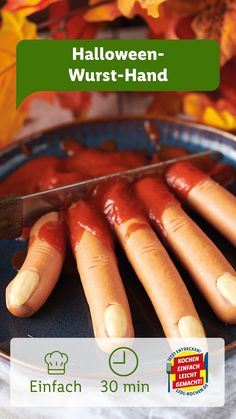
[67,199,134,340]
[134,176,236,323]
[166,161,236,246]
[6,211,66,317]
[95,179,205,339]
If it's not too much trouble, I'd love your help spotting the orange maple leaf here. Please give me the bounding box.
[0,11,55,148]
[0,11,38,147]
[85,0,121,22]
[4,0,62,16]
[85,0,166,21]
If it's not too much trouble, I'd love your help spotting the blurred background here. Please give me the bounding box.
[0,0,236,148]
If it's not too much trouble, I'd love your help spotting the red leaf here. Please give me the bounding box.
[50,1,99,40]
[50,0,69,39]
[67,11,99,40]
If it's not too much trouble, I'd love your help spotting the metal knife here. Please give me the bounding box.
[0,150,221,239]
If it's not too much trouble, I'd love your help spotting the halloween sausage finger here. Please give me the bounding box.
[134,176,236,324]
[166,161,236,246]
[6,211,66,317]
[95,179,205,339]
[67,199,134,340]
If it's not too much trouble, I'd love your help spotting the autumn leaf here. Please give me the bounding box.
[220,4,236,65]
[165,0,203,16]
[85,0,121,22]
[85,0,166,21]
[146,0,236,65]
[117,0,167,18]
[0,12,37,147]
[49,1,93,115]
[85,0,236,67]
[50,0,99,39]
[85,0,198,34]
[183,93,211,120]
[183,93,236,130]
[203,107,236,130]
[134,0,166,18]
[4,0,62,16]
[49,0,69,39]
[190,0,236,65]
[141,2,180,37]
[220,58,236,107]
[66,11,99,39]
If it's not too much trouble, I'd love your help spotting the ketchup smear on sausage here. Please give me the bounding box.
[67,200,114,254]
[166,161,209,199]
[95,178,147,225]
[134,176,180,236]
[39,217,66,255]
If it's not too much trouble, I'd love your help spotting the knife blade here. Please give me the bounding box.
[0,150,221,239]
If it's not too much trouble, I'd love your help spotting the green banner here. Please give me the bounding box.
[16,39,220,107]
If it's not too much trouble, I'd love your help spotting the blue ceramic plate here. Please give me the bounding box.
[0,117,235,358]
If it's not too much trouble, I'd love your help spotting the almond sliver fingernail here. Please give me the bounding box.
[10,270,39,308]
[178,316,205,338]
[217,272,236,306]
[104,304,127,338]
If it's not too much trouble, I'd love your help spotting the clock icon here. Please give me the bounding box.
[109,347,139,377]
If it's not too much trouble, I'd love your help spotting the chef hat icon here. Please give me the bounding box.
[44,351,68,375]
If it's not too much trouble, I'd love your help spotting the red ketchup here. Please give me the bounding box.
[94,178,148,241]
[38,215,66,255]
[94,178,146,225]
[0,146,149,247]
[0,148,148,196]
[0,157,61,196]
[134,176,180,236]
[166,161,209,199]
[38,169,84,190]
[67,199,114,254]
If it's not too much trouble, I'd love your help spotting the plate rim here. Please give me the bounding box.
[1,114,236,157]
